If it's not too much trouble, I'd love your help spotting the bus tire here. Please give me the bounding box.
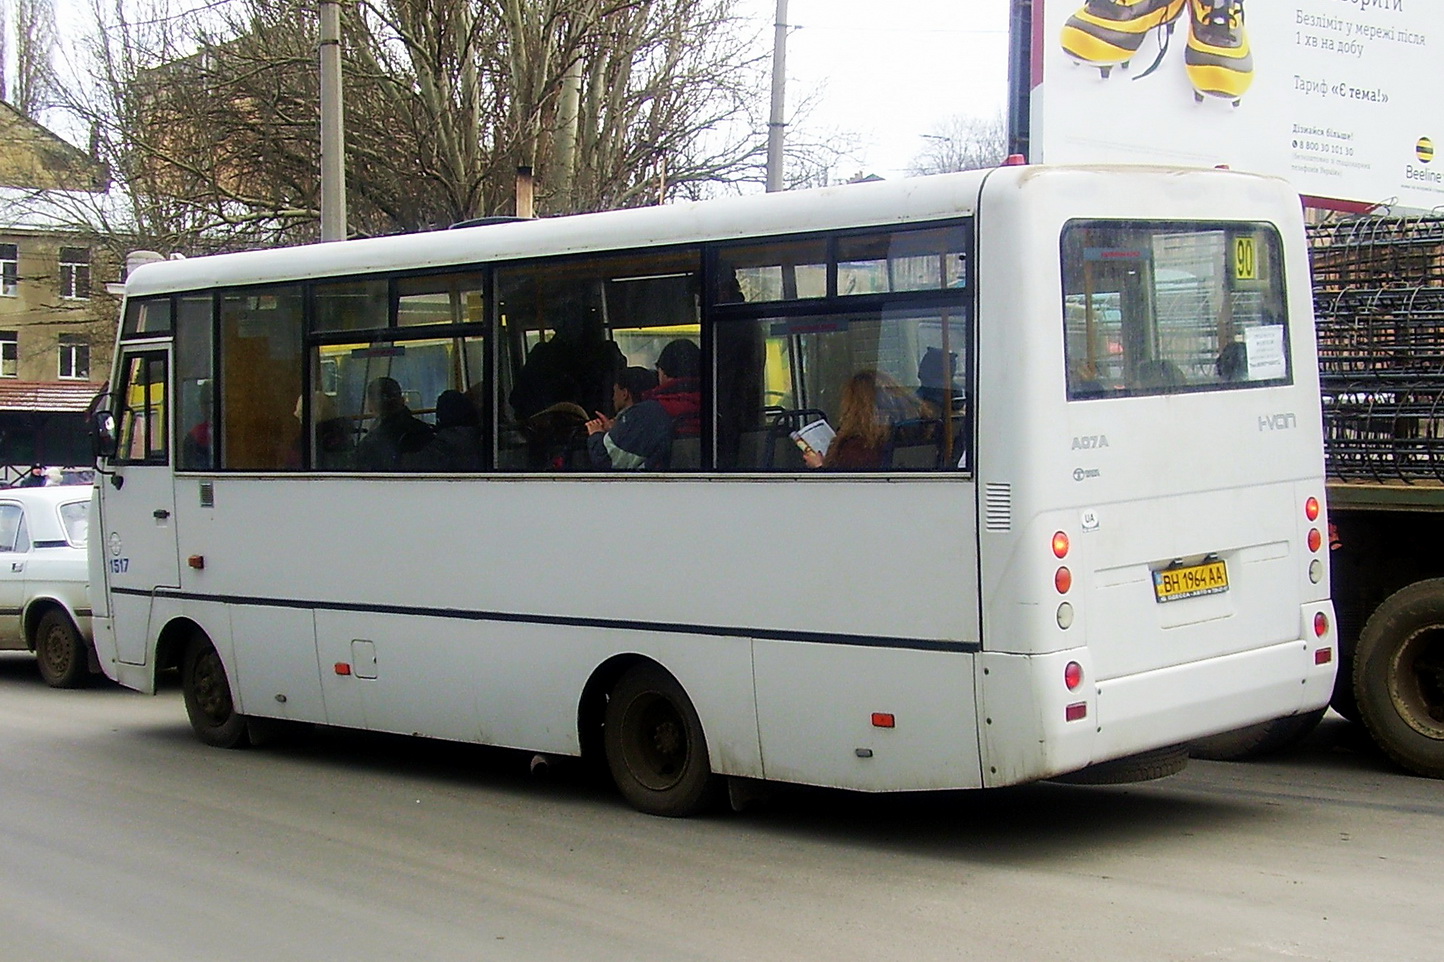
[1188,708,1325,761]
[1051,745,1189,785]
[603,665,720,817]
[1353,580,1444,778]
[182,634,250,749]
[34,608,90,689]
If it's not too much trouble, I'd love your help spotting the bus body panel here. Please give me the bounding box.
[308,613,763,775]
[165,476,980,650]
[230,604,326,721]
[975,648,1096,785]
[148,474,978,790]
[753,642,980,791]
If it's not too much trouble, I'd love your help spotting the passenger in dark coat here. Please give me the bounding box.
[416,390,484,471]
[354,377,434,471]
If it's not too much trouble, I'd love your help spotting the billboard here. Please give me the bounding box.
[1028,0,1441,211]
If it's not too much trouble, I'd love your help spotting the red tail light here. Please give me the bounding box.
[1305,496,1321,521]
[1052,531,1070,559]
[1064,661,1083,690]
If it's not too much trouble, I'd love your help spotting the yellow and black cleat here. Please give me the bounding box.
[1061,0,1186,78]
[1186,0,1253,105]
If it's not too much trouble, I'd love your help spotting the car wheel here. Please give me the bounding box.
[34,608,90,689]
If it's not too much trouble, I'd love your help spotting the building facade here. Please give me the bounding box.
[0,102,116,475]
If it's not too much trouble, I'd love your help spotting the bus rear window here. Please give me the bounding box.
[1062,222,1289,400]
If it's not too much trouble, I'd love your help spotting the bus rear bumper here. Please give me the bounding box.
[980,602,1336,786]
[1091,633,1335,768]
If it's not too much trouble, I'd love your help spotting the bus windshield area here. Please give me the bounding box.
[1062,221,1290,400]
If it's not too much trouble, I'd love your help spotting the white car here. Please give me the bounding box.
[0,484,95,687]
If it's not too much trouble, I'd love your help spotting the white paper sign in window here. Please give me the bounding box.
[1245,325,1287,381]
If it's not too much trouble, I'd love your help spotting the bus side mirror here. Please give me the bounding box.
[91,410,118,460]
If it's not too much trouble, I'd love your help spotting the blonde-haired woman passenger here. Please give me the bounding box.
[803,369,914,471]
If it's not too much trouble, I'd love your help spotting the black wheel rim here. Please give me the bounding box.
[1390,625,1444,738]
[620,690,689,792]
[192,648,234,724]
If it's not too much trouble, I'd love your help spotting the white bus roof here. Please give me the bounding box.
[123,164,1287,298]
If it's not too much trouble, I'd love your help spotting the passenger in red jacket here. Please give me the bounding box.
[644,338,702,438]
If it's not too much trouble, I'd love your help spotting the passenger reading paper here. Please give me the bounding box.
[800,370,919,470]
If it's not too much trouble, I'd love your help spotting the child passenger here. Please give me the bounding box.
[585,367,673,470]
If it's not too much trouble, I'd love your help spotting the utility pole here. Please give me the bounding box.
[765,0,788,192]
[319,0,348,241]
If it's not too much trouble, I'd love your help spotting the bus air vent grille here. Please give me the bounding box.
[984,483,1012,531]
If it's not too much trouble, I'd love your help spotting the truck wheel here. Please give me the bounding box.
[1353,580,1444,778]
[603,665,720,816]
[181,634,250,749]
[1189,708,1325,761]
[34,609,90,689]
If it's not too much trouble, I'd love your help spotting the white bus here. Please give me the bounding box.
[88,165,1336,816]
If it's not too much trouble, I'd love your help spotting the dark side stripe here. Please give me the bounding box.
[111,586,980,654]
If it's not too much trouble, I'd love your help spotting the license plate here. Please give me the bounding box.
[1152,559,1229,603]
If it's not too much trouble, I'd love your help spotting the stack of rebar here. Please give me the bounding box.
[1311,214,1444,483]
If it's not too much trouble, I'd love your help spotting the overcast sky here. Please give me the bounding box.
[741,0,1013,179]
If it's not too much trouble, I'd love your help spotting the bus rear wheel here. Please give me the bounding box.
[1189,708,1325,761]
[603,665,720,817]
[1354,580,1444,779]
[34,609,90,689]
[182,634,250,749]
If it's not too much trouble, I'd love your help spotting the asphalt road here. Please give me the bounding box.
[1,651,1437,962]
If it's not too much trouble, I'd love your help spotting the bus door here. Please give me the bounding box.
[102,347,181,666]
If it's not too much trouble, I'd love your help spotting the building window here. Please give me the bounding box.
[0,331,16,377]
[59,247,90,300]
[0,244,17,296]
[58,335,89,380]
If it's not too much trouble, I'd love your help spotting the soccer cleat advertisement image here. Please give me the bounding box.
[1061,0,1252,106]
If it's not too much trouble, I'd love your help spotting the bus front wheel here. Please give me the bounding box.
[182,634,250,749]
[603,665,720,817]
[1354,579,1444,778]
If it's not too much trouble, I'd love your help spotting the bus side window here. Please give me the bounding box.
[497,249,700,472]
[218,286,304,471]
[716,310,968,472]
[176,294,214,470]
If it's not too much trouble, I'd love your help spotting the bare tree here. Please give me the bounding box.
[54,0,805,252]
[907,112,1009,176]
[2,0,60,117]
